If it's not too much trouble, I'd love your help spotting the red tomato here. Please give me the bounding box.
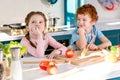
[39,60,56,71]
[118,44,120,48]
[47,64,58,75]
[65,49,74,58]
[39,60,49,71]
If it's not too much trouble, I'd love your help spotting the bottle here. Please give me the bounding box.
[10,47,22,80]
[0,49,5,80]
[0,49,3,61]
[0,63,5,80]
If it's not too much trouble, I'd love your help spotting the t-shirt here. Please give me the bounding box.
[70,25,104,45]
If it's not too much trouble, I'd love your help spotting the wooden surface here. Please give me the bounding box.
[23,59,66,64]
[55,50,104,66]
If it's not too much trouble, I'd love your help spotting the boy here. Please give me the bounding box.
[71,4,111,51]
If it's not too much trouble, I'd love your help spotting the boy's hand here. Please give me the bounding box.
[77,27,86,35]
[88,43,98,51]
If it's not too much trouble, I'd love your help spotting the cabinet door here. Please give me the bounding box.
[95,30,120,46]
[53,34,72,45]
[103,30,120,45]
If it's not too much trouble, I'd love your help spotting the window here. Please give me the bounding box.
[64,0,86,27]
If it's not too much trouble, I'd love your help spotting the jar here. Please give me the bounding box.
[10,47,22,80]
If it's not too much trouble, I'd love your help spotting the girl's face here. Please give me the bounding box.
[26,14,45,32]
[77,14,95,33]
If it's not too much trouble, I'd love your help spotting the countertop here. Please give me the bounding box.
[0,28,74,42]
[0,21,120,42]
[21,56,120,80]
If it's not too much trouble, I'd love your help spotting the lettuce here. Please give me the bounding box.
[0,41,27,58]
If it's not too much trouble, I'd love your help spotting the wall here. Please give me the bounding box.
[86,0,120,22]
[0,0,120,26]
[0,0,64,26]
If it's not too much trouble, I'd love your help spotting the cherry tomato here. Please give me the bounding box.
[39,60,49,71]
[39,60,56,71]
[118,44,120,48]
[65,49,74,58]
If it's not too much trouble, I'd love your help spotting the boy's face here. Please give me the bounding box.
[77,13,95,33]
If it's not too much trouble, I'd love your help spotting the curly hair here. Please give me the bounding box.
[76,4,98,22]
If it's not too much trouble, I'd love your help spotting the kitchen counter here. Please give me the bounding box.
[0,33,24,42]
[22,57,77,80]
[22,56,120,80]
[96,21,120,31]
[0,29,74,42]
[0,21,120,42]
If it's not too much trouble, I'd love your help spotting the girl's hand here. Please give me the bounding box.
[46,50,60,59]
[88,43,98,51]
[30,27,43,39]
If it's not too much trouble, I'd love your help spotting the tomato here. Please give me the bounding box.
[47,62,58,75]
[40,60,58,75]
[39,60,56,71]
[118,44,120,48]
[39,60,49,71]
[65,49,74,58]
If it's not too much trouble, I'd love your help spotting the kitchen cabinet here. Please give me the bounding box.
[95,29,120,46]
[53,34,71,45]
[1,39,21,44]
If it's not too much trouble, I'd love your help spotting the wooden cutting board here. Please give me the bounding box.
[55,50,104,66]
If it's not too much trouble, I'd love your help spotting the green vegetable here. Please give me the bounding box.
[0,41,27,58]
[0,43,5,49]
[109,46,117,54]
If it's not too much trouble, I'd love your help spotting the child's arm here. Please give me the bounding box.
[88,36,111,50]
[76,28,88,50]
[20,37,45,58]
[97,36,112,49]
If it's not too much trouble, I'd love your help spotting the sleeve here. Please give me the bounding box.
[94,26,104,39]
[70,28,79,45]
[47,34,67,55]
[20,37,45,58]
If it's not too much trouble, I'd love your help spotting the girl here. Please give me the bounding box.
[21,11,67,58]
